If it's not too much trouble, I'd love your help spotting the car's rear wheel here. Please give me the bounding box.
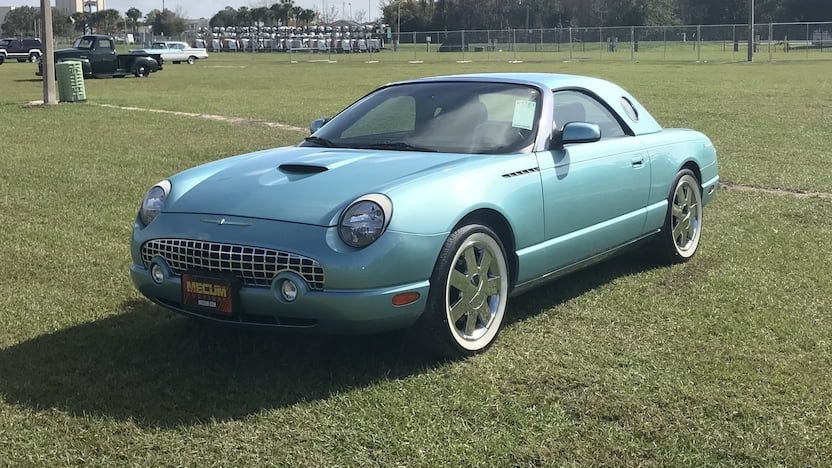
[416,224,509,358]
[187,56,197,65]
[29,52,40,63]
[134,64,150,78]
[651,169,703,263]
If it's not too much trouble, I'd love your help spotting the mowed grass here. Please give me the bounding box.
[0,55,831,465]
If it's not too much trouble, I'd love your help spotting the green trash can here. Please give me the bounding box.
[55,61,86,103]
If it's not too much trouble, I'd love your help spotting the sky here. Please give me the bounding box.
[3,0,381,21]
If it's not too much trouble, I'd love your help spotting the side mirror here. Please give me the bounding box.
[559,122,602,146]
[309,117,330,134]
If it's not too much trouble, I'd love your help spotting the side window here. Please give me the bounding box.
[96,39,113,51]
[340,96,416,139]
[553,90,626,139]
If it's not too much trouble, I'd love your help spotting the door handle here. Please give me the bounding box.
[631,156,645,168]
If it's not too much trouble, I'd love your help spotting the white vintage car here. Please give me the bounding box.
[130,41,208,65]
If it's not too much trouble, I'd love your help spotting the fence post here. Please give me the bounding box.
[540,28,544,59]
[806,23,809,59]
[513,28,517,61]
[768,23,773,61]
[663,26,667,59]
[599,27,603,60]
[487,29,490,61]
[462,30,465,61]
[630,26,634,62]
[732,24,736,60]
[697,24,701,61]
[568,27,573,60]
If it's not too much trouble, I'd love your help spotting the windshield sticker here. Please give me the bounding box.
[512,100,537,130]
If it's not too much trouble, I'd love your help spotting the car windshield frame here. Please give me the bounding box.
[302,81,544,155]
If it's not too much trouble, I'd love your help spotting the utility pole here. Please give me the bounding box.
[40,0,57,105]
[747,0,754,61]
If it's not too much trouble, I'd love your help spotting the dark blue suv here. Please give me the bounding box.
[0,38,42,64]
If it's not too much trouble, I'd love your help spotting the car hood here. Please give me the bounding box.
[166,146,475,226]
[54,47,84,56]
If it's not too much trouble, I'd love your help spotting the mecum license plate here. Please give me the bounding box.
[181,273,237,316]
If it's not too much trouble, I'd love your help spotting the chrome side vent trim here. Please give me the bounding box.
[502,167,540,178]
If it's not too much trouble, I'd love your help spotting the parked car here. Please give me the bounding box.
[129,41,208,64]
[38,35,162,78]
[0,37,42,63]
[131,73,719,357]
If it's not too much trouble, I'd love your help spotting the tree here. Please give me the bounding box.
[210,7,238,28]
[90,9,123,34]
[298,9,317,25]
[1,6,74,37]
[126,7,143,33]
[251,7,273,26]
[146,9,186,37]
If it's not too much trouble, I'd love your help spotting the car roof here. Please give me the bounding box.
[393,73,663,135]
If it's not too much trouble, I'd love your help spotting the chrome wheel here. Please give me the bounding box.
[671,175,703,257]
[445,232,508,351]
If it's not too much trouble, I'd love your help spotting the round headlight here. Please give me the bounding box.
[139,180,171,226]
[338,195,392,248]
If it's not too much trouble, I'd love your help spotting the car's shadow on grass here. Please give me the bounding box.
[0,251,661,428]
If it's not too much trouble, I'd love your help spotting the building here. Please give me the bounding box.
[185,18,209,32]
[55,0,106,16]
[0,6,12,36]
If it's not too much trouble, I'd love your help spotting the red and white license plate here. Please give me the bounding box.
[181,273,238,316]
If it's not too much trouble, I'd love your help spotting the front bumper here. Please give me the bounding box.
[131,264,429,333]
[130,213,448,333]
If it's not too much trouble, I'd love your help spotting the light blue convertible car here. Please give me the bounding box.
[131,73,719,357]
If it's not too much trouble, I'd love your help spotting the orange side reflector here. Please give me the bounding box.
[392,292,421,307]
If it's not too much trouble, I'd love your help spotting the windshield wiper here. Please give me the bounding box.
[356,142,438,153]
[303,136,339,148]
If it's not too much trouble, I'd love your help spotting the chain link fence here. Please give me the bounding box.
[380,22,832,64]
[48,21,830,63]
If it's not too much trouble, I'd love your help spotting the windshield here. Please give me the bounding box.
[304,82,542,154]
[73,38,94,49]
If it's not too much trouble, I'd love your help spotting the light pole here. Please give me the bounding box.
[39,0,56,104]
[747,0,754,61]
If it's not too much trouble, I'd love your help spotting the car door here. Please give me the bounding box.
[535,89,651,271]
[91,37,117,75]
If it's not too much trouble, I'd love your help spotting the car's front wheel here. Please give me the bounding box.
[134,64,150,77]
[651,169,703,263]
[187,56,197,65]
[417,224,510,358]
[29,52,40,63]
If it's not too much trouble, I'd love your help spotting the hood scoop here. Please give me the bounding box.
[278,163,329,175]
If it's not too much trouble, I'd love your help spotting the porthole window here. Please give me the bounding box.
[620,97,639,122]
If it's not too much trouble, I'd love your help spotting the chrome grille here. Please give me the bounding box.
[141,239,324,289]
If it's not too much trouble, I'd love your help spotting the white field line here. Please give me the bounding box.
[720,183,832,200]
[95,103,307,133]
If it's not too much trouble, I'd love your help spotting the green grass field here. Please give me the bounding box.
[0,54,830,466]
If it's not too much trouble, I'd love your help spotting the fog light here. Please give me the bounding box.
[151,263,165,284]
[280,279,299,302]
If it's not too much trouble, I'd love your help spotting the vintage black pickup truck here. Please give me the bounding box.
[38,35,163,78]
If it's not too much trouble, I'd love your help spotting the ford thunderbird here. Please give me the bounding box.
[131,73,719,357]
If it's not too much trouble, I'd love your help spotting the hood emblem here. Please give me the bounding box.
[201,218,251,227]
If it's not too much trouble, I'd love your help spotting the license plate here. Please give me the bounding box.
[181,273,238,316]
